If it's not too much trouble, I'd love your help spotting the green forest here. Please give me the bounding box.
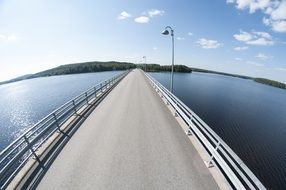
[33,61,136,77]
[0,61,192,85]
[137,64,192,73]
[1,61,285,90]
[254,78,286,89]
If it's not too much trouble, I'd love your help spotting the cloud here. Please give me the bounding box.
[153,46,158,50]
[0,34,17,41]
[256,53,273,60]
[132,9,165,24]
[227,0,286,33]
[226,0,235,3]
[148,9,165,17]
[275,67,286,72]
[233,31,253,41]
[233,30,274,46]
[188,32,193,36]
[234,46,249,50]
[247,37,274,45]
[264,18,286,32]
[196,38,223,49]
[134,16,150,24]
[235,57,243,61]
[117,11,131,20]
[247,61,263,67]
[176,37,185,40]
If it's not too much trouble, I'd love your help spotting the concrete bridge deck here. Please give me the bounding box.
[37,69,219,190]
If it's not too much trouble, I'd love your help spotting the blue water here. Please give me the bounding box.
[150,72,286,190]
[1,71,286,189]
[0,71,121,151]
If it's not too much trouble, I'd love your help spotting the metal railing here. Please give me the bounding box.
[0,70,129,189]
[145,73,266,190]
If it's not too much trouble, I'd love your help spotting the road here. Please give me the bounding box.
[37,69,219,190]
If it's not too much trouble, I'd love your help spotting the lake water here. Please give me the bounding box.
[150,72,286,190]
[1,71,286,189]
[0,71,121,152]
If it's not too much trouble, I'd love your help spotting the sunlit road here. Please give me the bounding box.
[37,69,219,190]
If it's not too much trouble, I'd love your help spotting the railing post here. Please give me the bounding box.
[85,92,88,103]
[23,135,40,163]
[72,100,77,114]
[94,87,97,97]
[100,83,103,93]
[186,118,193,136]
[205,141,220,168]
[53,113,62,132]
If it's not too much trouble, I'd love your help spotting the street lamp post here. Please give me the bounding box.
[143,56,147,72]
[162,26,175,93]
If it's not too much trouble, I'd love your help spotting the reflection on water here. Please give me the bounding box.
[0,71,121,151]
[150,72,286,190]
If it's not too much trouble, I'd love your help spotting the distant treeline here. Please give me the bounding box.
[0,61,192,85]
[33,61,136,77]
[192,67,286,89]
[1,61,285,90]
[192,68,252,79]
[137,64,192,73]
[254,78,286,89]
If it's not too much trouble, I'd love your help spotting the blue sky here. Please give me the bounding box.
[0,0,286,83]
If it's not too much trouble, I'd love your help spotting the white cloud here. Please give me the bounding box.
[270,1,286,20]
[275,67,286,71]
[256,53,273,60]
[252,31,272,39]
[233,30,274,46]
[134,16,150,24]
[0,34,17,41]
[247,61,263,67]
[234,46,249,50]
[246,37,274,45]
[188,32,193,36]
[227,0,286,33]
[148,9,165,17]
[153,46,158,50]
[233,31,253,41]
[196,38,223,49]
[117,11,131,20]
[176,37,185,40]
[235,57,243,61]
[270,19,286,32]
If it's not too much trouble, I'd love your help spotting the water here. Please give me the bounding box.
[0,71,121,152]
[150,72,286,190]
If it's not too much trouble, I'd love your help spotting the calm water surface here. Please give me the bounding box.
[0,71,121,151]
[150,72,286,190]
[1,71,286,189]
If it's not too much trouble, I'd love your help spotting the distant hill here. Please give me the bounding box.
[1,61,284,90]
[192,68,252,79]
[192,68,286,90]
[138,64,192,73]
[0,61,192,85]
[0,74,34,85]
[254,78,286,89]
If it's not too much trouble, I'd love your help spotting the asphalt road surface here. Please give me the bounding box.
[37,69,219,190]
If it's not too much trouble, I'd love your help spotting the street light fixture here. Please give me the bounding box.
[162,26,175,93]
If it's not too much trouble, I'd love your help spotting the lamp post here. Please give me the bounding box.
[143,56,147,72]
[162,26,174,93]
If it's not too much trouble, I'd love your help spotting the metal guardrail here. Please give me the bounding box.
[0,70,129,189]
[145,73,266,190]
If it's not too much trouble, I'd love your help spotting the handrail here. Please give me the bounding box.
[0,70,129,189]
[144,72,266,190]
